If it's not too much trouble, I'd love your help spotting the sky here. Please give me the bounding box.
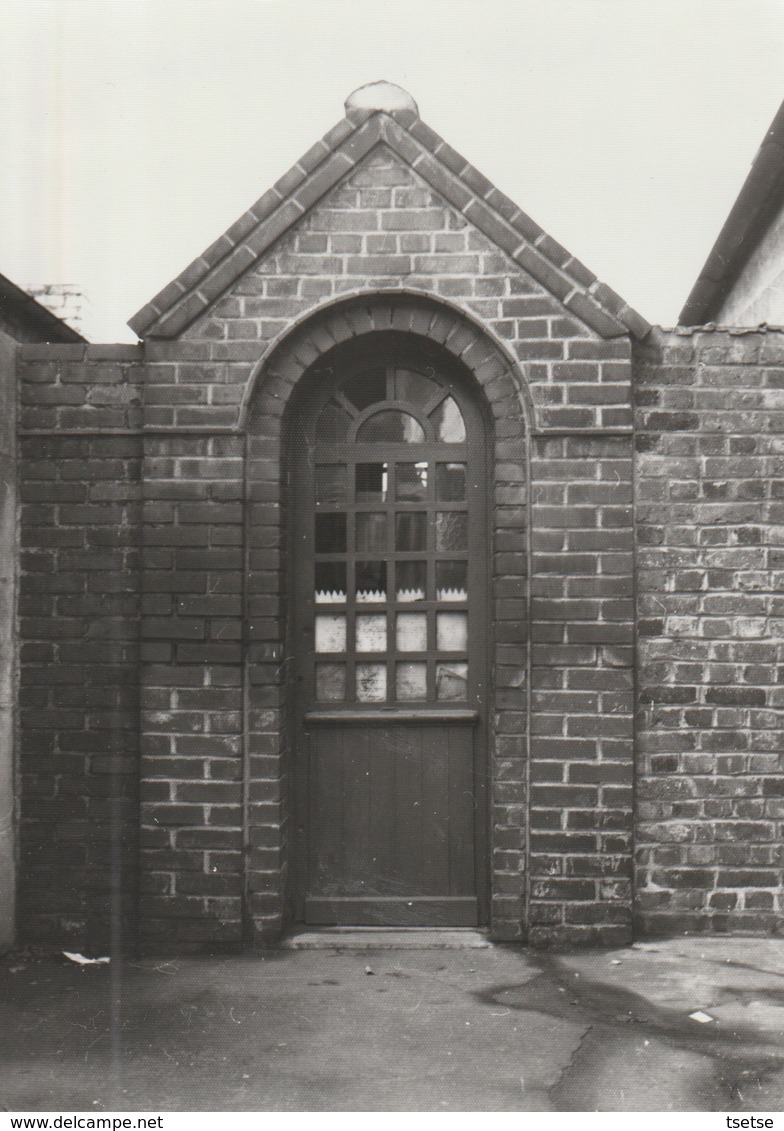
[0,0,782,342]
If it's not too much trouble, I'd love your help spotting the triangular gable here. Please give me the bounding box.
[129,85,650,341]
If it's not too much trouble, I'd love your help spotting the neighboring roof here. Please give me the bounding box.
[680,99,784,325]
[0,271,86,344]
[129,82,650,341]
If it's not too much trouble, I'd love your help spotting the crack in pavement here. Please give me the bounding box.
[545,1021,594,1106]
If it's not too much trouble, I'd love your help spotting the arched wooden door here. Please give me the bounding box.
[292,339,488,926]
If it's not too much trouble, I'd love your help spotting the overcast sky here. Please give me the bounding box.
[1,0,782,342]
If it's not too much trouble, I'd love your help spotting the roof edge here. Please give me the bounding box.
[0,272,87,343]
[129,95,650,342]
[127,112,365,337]
[680,100,784,325]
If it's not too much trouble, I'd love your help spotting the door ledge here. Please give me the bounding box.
[279,927,492,950]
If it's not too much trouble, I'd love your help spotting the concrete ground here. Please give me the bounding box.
[1,932,784,1112]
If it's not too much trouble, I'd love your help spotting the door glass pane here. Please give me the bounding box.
[308,357,480,713]
[436,662,468,701]
[341,368,386,411]
[357,411,425,444]
[431,396,466,442]
[395,461,428,500]
[436,462,466,502]
[315,562,346,603]
[396,663,427,701]
[436,611,467,652]
[356,462,388,501]
[316,663,346,701]
[317,400,352,443]
[316,465,347,505]
[315,513,347,553]
[315,615,346,653]
[356,663,387,702]
[356,614,387,652]
[393,368,439,408]
[435,512,467,552]
[356,561,387,602]
[396,561,426,602]
[356,513,386,552]
[396,612,427,651]
[436,561,467,601]
[395,512,426,551]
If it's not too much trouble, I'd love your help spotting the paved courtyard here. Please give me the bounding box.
[1,933,783,1111]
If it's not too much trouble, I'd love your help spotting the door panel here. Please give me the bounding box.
[305,720,478,925]
[293,344,487,927]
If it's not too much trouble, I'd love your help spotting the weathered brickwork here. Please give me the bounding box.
[529,433,635,944]
[635,328,784,934]
[138,434,245,950]
[51,89,784,953]
[13,130,640,950]
[16,345,143,949]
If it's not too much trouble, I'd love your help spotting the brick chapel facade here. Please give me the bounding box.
[4,83,783,952]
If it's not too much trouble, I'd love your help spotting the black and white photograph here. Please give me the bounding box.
[0,0,783,1117]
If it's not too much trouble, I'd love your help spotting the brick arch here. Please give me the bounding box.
[240,288,537,433]
[242,293,530,944]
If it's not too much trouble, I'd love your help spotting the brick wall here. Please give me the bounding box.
[17,344,143,949]
[635,328,784,934]
[154,145,638,945]
[139,434,246,950]
[15,145,637,949]
[529,431,634,943]
[12,126,784,948]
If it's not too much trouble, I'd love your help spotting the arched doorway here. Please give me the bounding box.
[289,334,489,925]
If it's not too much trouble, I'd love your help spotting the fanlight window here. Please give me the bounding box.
[315,368,466,445]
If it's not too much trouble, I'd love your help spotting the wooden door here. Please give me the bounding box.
[292,344,488,926]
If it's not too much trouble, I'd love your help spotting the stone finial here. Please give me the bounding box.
[345,81,419,122]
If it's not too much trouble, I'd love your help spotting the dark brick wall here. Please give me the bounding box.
[16,345,143,949]
[635,328,784,934]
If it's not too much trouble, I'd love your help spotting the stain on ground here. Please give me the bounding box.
[475,952,784,1111]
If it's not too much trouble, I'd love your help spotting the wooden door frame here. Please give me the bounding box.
[287,334,492,925]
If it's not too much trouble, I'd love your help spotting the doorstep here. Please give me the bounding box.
[279,927,492,950]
